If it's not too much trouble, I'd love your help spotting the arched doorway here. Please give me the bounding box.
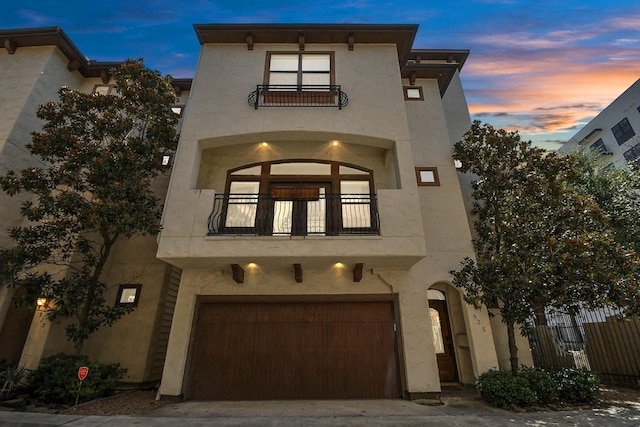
[428,289,458,382]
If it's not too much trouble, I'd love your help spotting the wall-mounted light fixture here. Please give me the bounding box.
[36,297,48,310]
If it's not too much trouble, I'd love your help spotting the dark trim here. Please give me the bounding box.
[196,294,398,304]
[264,51,335,86]
[415,167,440,186]
[194,23,418,66]
[93,84,114,95]
[115,284,142,306]
[0,27,193,91]
[403,86,424,101]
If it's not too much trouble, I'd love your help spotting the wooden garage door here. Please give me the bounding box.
[188,300,401,400]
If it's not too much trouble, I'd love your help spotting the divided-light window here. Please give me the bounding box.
[612,117,635,145]
[209,160,378,236]
[589,139,607,154]
[266,52,333,89]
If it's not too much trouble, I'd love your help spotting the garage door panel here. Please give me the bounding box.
[188,300,401,400]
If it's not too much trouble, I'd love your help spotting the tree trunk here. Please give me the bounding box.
[73,233,118,355]
[534,308,548,326]
[506,321,519,375]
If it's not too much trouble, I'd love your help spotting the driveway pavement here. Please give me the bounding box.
[1,391,639,426]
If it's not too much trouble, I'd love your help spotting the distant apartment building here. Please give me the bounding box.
[0,23,521,401]
[560,79,640,167]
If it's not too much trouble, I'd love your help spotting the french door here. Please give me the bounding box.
[268,182,333,236]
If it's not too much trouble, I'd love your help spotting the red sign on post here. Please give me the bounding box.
[78,366,89,381]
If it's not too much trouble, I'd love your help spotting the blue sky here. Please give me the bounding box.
[3,1,640,150]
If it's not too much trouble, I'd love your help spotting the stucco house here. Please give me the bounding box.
[0,23,512,401]
[0,27,190,385]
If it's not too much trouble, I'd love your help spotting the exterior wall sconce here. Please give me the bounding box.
[36,297,48,310]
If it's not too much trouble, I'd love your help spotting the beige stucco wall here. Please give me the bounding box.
[4,50,186,382]
[0,46,85,358]
[158,40,498,398]
[158,43,427,271]
[0,47,85,247]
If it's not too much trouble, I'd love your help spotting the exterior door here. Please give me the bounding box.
[429,300,458,382]
[269,183,332,236]
[187,300,402,400]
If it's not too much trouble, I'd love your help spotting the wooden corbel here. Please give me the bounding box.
[231,264,244,284]
[67,59,81,72]
[298,32,305,51]
[294,263,303,283]
[348,33,355,51]
[100,69,110,84]
[246,33,254,50]
[4,38,17,54]
[353,263,363,282]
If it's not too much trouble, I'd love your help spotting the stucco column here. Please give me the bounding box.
[375,269,440,397]
[18,311,52,370]
[460,303,499,377]
[158,276,199,398]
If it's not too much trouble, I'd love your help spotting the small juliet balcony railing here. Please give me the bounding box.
[247,85,349,109]
[208,193,379,236]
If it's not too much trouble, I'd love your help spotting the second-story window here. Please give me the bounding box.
[266,52,334,89]
[612,117,635,145]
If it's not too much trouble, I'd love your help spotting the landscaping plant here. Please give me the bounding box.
[27,353,126,405]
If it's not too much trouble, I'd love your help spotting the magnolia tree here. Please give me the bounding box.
[0,60,178,354]
[450,121,640,374]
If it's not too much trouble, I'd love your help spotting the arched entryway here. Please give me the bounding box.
[428,289,458,382]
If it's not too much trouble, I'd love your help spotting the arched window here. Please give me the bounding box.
[208,160,379,236]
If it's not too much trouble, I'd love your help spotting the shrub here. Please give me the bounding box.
[27,353,126,405]
[1,365,30,398]
[476,369,537,409]
[519,366,559,404]
[552,367,600,404]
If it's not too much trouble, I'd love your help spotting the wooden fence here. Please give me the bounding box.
[528,309,640,389]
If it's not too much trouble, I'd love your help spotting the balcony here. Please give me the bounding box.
[248,85,349,109]
[208,193,379,237]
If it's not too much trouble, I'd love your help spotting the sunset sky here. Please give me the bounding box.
[3,1,639,150]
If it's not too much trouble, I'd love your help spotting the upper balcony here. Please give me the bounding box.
[248,85,349,110]
[158,155,427,272]
[208,192,378,237]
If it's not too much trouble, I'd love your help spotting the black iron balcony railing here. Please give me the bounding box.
[247,85,349,109]
[208,193,379,236]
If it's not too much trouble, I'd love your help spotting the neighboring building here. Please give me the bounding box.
[0,27,191,385]
[560,79,640,168]
[0,23,517,401]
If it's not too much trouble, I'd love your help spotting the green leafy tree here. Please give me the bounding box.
[450,121,640,374]
[0,59,178,354]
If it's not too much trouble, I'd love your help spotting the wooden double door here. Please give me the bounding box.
[187,299,402,400]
